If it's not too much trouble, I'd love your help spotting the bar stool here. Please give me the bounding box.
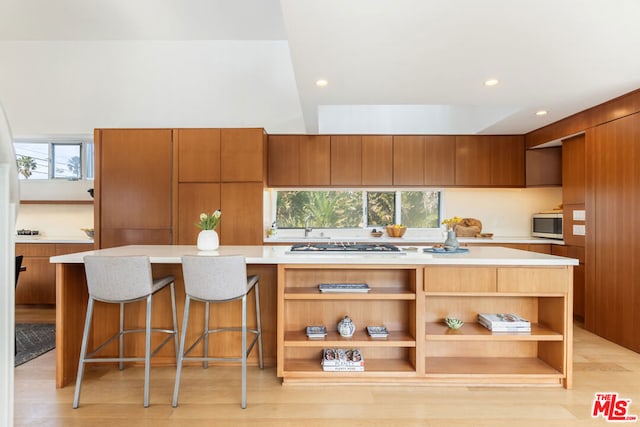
[73,255,179,408]
[172,255,263,409]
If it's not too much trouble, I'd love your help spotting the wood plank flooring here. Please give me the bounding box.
[14,307,640,426]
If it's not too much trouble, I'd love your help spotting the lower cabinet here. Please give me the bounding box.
[277,264,572,388]
[15,243,94,305]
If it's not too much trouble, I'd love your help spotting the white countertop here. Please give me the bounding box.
[16,236,94,244]
[50,244,578,266]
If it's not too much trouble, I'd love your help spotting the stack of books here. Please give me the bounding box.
[477,313,531,332]
[321,348,365,372]
[306,326,327,339]
[318,283,370,293]
[366,326,389,338]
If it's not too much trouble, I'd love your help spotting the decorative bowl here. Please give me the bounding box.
[371,229,383,237]
[81,228,94,238]
[444,317,464,329]
[386,225,407,238]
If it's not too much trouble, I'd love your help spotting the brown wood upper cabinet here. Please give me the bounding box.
[221,128,265,182]
[525,146,562,186]
[393,135,455,186]
[177,128,220,182]
[268,135,330,186]
[330,135,393,186]
[331,135,362,185]
[562,134,585,204]
[455,135,524,186]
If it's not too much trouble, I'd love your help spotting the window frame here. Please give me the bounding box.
[14,135,94,181]
[271,188,443,231]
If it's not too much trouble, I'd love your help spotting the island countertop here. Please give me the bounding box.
[51,244,578,266]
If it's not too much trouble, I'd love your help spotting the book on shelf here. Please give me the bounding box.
[318,283,370,293]
[478,313,531,332]
[366,326,389,338]
[321,348,364,372]
[306,325,327,339]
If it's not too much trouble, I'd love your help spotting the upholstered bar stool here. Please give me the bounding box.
[73,255,179,408]
[173,255,263,409]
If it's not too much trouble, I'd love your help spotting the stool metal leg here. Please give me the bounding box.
[143,294,152,407]
[203,301,210,369]
[170,283,179,357]
[172,295,191,407]
[73,296,95,409]
[255,282,264,369]
[119,302,125,370]
[241,294,248,409]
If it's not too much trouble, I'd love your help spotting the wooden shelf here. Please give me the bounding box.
[425,322,563,341]
[284,287,415,300]
[284,358,417,376]
[425,357,563,377]
[284,330,416,347]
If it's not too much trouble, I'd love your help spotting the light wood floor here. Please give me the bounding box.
[14,307,640,427]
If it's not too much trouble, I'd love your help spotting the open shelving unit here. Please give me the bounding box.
[277,264,420,383]
[422,266,573,388]
[276,263,573,388]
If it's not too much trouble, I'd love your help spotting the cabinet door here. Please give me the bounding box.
[491,135,524,186]
[331,135,362,185]
[299,135,330,186]
[15,243,57,305]
[362,135,393,185]
[526,146,561,186]
[221,128,264,182]
[98,129,173,230]
[178,183,221,245]
[393,136,425,185]
[562,134,585,205]
[268,135,299,186]
[455,136,491,185]
[177,128,220,182]
[424,135,455,185]
[220,182,263,245]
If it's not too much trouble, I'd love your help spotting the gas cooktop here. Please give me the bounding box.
[287,243,405,254]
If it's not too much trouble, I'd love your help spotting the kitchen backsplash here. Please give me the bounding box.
[16,204,94,239]
[16,187,562,240]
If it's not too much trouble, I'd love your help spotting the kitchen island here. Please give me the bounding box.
[51,245,577,389]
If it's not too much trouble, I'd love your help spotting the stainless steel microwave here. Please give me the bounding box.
[532,212,563,239]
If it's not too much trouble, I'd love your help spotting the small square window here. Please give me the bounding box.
[52,143,82,180]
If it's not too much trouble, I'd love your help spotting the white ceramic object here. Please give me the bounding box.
[337,315,356,337]
[197,230,219,251]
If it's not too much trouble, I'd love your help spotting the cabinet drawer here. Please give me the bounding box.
[424,267,496,292]
[497,267,571,293]
[15,243,56,257]
[56,243,94,255]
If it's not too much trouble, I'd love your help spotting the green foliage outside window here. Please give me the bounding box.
[275,190,441,229]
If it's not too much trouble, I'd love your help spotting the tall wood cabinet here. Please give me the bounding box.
[95,128,173,248]
[175,128,265,246]
[586,112,640,352]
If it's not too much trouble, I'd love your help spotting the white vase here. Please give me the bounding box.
[197,230,219,251]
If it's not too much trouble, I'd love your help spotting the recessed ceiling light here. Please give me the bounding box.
[315,79,328,87]
[484,79,499,86]
[535,110,548,116]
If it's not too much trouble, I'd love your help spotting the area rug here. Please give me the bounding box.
[15,323,56,366]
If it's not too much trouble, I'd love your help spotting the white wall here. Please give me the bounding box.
[0,41,305,135]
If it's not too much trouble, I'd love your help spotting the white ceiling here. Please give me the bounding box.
[1,0,640,135]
